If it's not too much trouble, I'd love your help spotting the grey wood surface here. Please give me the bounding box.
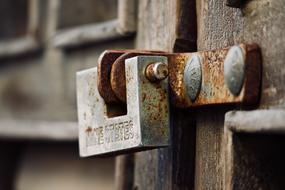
[132,0,197,189]
[195,1,243,189]
[195,0,285,189]
[0,0,134,139]
[132,0,285,189]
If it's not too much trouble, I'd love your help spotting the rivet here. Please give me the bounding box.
[224,45,245,96]
[184,54,202,102]
[145,62,168,82]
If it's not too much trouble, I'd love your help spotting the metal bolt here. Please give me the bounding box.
[184,54,202,102]
[145,62,168,82]
[224,45,245,96]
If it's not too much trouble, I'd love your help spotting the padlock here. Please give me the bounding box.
[77,56,170,157]
[77,44,262,157]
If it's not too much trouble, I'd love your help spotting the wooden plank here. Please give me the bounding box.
[195,0,244,189]
[0,0,41,58]
[115,154,134,190]
[0,120,77,141]
[196,0,285,189]
[54,19,130,48]
[242,0,285,107]
[117,0,137,34]
[225,109,285,133]
[224,109,285,189]
[131,0,197,189]
[0,36,39,58]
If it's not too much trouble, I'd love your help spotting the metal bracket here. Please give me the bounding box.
[77,56,169,157]
[98,44,261,108]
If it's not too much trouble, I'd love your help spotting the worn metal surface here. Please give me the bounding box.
[169,43,261,107]
[98,44,261,108]
[77,56,169,157]
[110,52,142,103]
[145,62,169,82]
[110,51,165,102]
[183,54,202,101]
[97,50,126,103]
[224,45,245,96]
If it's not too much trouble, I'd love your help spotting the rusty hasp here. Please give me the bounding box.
[169,44,261,107]
[97,50,127,104]
[77,44,261,157]
[98,50,166,103]
[99,43,261,108]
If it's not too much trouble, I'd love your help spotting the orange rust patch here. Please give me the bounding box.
[98,44,261,108]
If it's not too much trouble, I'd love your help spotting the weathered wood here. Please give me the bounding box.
[225,109,285,133]
[0,120,77,140]
[55,0,136,49]
[195,0,243,189]
[242,0,285,108]
[0,36,39,58]
[133,0,197,189]
[196,0,285,189]
[57,0,118,29]
[54,20,128,48]
[0,0,40,58]
[117,0,137,34]
[197,0,285,109]
[0,0,28,40]
[225,109,285,189]
[195,108,228,190]
[115,154,134,190]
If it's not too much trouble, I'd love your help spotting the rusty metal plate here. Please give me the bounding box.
[77,56,169,157]
[98,44,261,108]
[168,44,261,107]
[97,50,126,103]
[111,53,144,103]
[98,50,166,103]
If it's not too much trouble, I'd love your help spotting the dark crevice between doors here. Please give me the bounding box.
[165,0,198,189]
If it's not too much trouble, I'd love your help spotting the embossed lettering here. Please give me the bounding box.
[86,120,134,147]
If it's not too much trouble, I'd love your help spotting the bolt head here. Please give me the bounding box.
[224,45,245,96]
[153,62,168,80]
[184,54,202,102]
[146,62,168,82]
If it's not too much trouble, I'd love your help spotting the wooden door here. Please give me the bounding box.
[115,0,285,189]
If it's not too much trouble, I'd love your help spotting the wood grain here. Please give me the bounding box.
[196,0,285,189]
[132,0,197,189]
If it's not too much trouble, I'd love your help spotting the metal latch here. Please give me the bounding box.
[77,44,261,157]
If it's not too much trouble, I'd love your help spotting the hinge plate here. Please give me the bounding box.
[97,44,261,108]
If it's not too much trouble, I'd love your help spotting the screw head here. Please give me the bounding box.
[145,62,168,82]
[224,45,245,96]
[184,54,202,102]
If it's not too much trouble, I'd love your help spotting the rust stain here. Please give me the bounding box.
[110,52,142,103]
[85,126,93,135]
[98,44,261,108]
[97,50,125,104]
[99,50,168,104]
[168,44,261,107]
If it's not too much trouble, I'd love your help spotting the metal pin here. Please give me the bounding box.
[145,62,169,82]
[224,45,245,96]
[184,54,202,102]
